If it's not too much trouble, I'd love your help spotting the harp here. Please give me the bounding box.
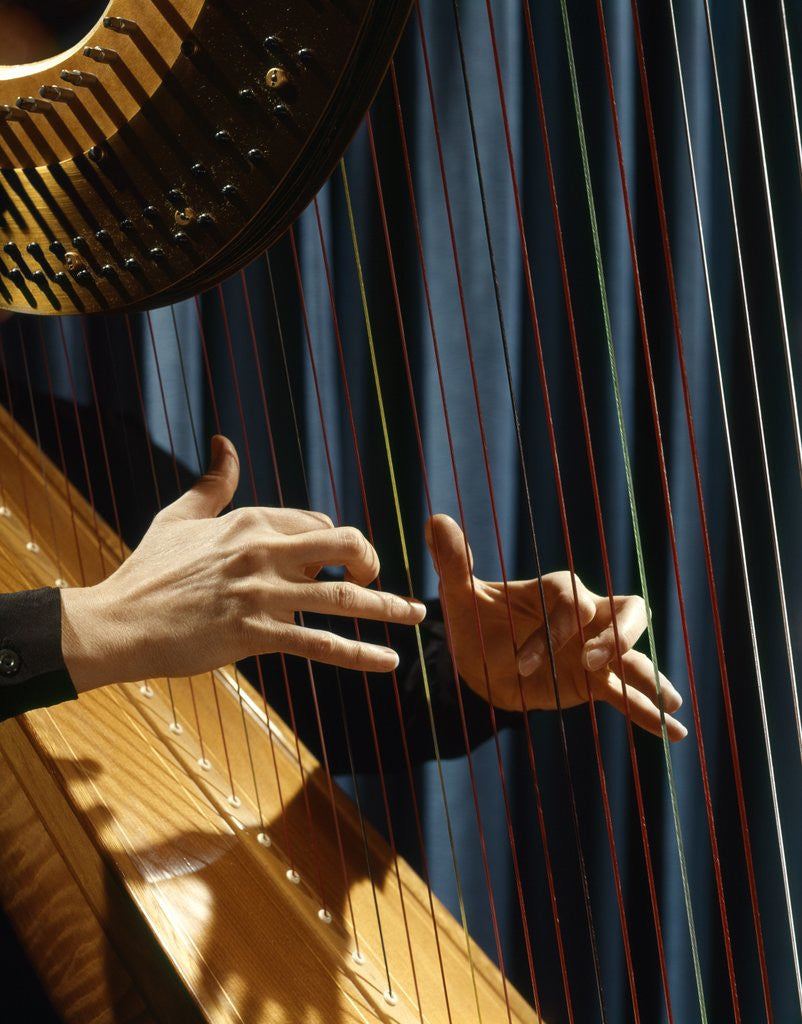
[0,1,800,1021]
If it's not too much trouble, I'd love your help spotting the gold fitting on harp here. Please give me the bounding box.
[175,207,197,227]
[64,251,85,274]
[266,67,289,90]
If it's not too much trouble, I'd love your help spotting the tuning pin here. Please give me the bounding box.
[103,17,138,34]
[0,105,26,122]
[83,46,119,64]
[61,69,98,87]
[16,97,52,114]
[39,85,75,103]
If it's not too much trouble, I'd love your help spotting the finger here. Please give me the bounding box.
[425,514,474,594]
[287,526,380,585]
[272,624,401,673]
[161,435,239,521]
[596,670,687,742]
[582,594,648,671]
[291,581,426,625]
[617,649,682,712]
[517,578,597,676]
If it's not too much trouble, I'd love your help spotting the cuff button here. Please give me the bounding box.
[0,648,21,676]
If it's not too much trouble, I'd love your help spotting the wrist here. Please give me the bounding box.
[60,584,123,693]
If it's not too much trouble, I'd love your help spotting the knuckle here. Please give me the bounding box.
[333,582,357,612]
[389,594,409,618]
[555,591,576,619]
[232,544,260,576]
[307,631,336,659]
[339,526,368,560]
[313,511,334,530]
[232,506,261,531]
[229,576,261,617]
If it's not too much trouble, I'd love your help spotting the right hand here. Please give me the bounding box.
[62,436,425,691]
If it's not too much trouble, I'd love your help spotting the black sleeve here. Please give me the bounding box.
[258,601,519,774]
[0,589,78,721]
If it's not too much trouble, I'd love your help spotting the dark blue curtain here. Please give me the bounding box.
[4,1,802,1021]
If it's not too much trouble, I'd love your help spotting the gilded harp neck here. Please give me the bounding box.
[0,0,412,315]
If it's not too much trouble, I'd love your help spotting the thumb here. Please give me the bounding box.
[161,435,240,521]
[425,514,474,594]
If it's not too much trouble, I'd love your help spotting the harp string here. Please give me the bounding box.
[474,2,704,1018]
[516,8,655,1012]
[234,267,304,868]
[78,319,125,565]
[556,2,719,1018]
[335,163,493,1022]
[265,221,460,1016]
[581,0,722,1017]
[191,288,338,900]
[730,7,802,772]
[704,0,802,1007]
[160,312,207,759]
[55,318,107,578]
[37,324,86,587]
[293,220,424,1010]
[363,35,541,1005]
[403,14,592,1007]
[670,2,801,1012]
[258,249,377,935]
[187,298,263,808]
[122,315,163,509]
[16,327,65,585]
[213,287,286,840]
[617,4,748,1019]
[309,195,457,1017]
[444,5,613,1017]
[286,225,388,949]
[706,0,802,779]
[0,336,40,548]
[387,48,581,1020]
[628,2,787,1017]
[168,306,203,478]
[738,0,802,486]
[779,0,802,194]
[219,269,410,975]
[368,80,561,1013]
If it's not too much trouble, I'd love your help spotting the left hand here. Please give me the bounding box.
[425,514,686,741]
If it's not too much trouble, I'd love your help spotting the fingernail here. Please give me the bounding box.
[675,723,688,740]
[384,650,400,670]
[518,651,541,677]
[410,600,427,619]
[583,646,607,671]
